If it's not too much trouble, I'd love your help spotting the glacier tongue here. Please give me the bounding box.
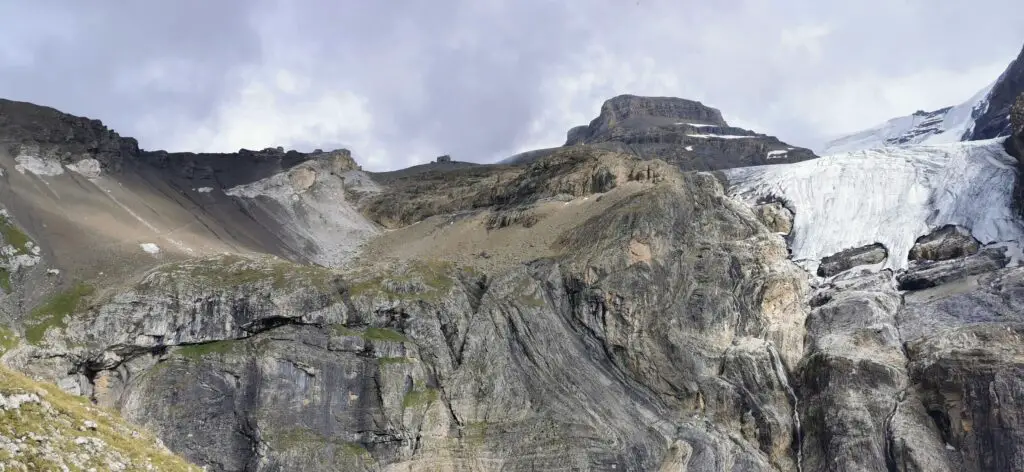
[724,139,1024,273]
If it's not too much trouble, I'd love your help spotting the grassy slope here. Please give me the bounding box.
[0,366,200,471]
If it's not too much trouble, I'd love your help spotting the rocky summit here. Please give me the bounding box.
[503,94,818,170]
[1,86,1024,472]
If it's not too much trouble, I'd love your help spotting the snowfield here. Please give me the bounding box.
[725,139,1023,273]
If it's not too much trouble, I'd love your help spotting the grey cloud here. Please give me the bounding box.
[1,0,1022,170]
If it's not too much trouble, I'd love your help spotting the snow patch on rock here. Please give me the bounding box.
[140,243,160,254]
[726,139,1024,273]
[195,187,214,193]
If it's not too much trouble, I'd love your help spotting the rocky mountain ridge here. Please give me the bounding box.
[1,87,1024,472]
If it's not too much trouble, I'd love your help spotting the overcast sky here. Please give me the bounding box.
[1,1,1021,171]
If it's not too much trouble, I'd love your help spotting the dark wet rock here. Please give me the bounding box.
[897,248,1009,291]
[817,243,888,277]
[908,225,981,262]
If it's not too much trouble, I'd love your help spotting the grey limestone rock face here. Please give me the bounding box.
[817,243,889,277]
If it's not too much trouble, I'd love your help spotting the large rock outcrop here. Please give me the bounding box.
[503,95,817,170]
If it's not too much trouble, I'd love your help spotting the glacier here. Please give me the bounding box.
[724,139,1024,273]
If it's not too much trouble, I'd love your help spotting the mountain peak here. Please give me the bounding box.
[553,94,817,170]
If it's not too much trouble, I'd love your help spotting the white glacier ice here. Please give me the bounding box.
[725,139,1024,273]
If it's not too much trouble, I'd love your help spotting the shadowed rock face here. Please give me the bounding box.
[969,43,1024,141]
[1008,93,1024,217]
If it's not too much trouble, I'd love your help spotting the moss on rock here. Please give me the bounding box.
[25,283,94,344]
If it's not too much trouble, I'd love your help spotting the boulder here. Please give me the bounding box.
[897,247,1009,291]
[908,225,981,262]
[817,243,888,277]
[753,202,793,235]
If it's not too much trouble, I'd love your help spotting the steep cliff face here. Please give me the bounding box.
[1008,93,1024,217]
[968,43,1024,141]
[0,364,200,470]
[503,95,818,170]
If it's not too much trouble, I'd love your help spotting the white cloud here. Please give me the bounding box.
[779,24,833,59]
[794,60,1010,139]
[168,67,381,165]
[1,0,1021,171]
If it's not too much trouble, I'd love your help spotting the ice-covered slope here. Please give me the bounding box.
[821,82,996,155]
[725,139,1024,273]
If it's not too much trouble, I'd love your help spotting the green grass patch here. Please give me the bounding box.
[402,387,439,409]
[328,325,411,344]
[0,366,201,470]
[0,325,18,353]
[174,340,240,359]
[0,267,10,293]
[268,427,371,461]
[377,356,411,366]
[25,283,94,344]
[153,255,339,293]
[364,327,409,343]
[346,260,456,302]
[0,214,32,256]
